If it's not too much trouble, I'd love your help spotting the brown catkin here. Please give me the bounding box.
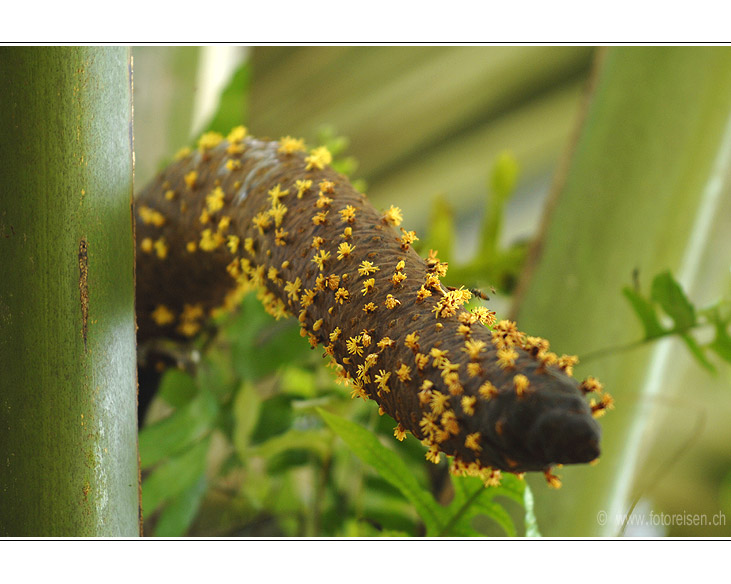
[135,129,612,487]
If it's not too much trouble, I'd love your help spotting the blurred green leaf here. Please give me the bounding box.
[139,390,218,469]
[341,519,410,538]
[204,61,251,135]
[651,271,696,332]
[266,449,313,474]
[197,349,237,400]
[318,408,446,535]
[247,428,332,461]
[232,381,262,457]
[279,366,318,398]
[142,437,210,515]
[708,307,731,364]
[422,195,454,264]
[250,394,294,445]
[228,295,309,381]
[480,151,520,262]
[158,368,198,408]
[153,476,207,537]
[315,124,361,179]
[490,150,520,202]
[680,334,716,373]
[623,286,667,340]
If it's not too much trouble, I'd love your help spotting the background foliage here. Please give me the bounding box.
[133,46,731,537]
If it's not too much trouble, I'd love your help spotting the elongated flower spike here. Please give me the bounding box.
[136,128,610,487]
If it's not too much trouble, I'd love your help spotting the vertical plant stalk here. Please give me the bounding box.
[513,47,731,535]
[135,130,610,486]
[0,47,139,536]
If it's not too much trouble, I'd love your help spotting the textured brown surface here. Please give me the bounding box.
[135,131,608,483]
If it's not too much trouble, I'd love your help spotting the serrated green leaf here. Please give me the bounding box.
[623,286,667,339]
[443,474,524,536]
[204,61,250,134]
[158,368,198,408]
[139,390,218,469]
[651,271,696,332]
[472,499,517,536]
[153,475,207,537]
[142,438,210,515]
[317,408,446,535]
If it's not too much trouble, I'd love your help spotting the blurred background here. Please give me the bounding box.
[132,46,731,537]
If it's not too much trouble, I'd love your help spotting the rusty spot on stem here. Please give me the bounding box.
[79,237,89,351]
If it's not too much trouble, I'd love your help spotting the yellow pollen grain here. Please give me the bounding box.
[278,136,306,154]
[305,146,333,171]
[226,235,239,253]
[199,228,224,251]
[183,170,198,189]
[206,187,225,213]
[384,294,400,309]
[361,278,375,295]
[513,374,530,396]
[358,261,380,276]
[151,304,175,326]
[218,216,231,231]
[339,205,357,223]
[295,179,312,198]
[284,278,302,302]
[227,125,248,143]
[461,395,476,416]
[252,212,271,234]
[268,184,290,204]
[174,146,191,161]
[404,332,420,351]
[465,432,482,453]
[334,287,350,304]
[312,210,329,225]
[375,370,391,393]
[154,238,168,259]
[478,381,498,400]
[319,180,335,194]
[337,242,355,260]
[197,131,223,151]
[396,363,411,382]
[383,205,403,227]
[138,206,166,227]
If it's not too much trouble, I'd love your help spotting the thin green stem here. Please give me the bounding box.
[438,485,484,536]
[580,321,714,364]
